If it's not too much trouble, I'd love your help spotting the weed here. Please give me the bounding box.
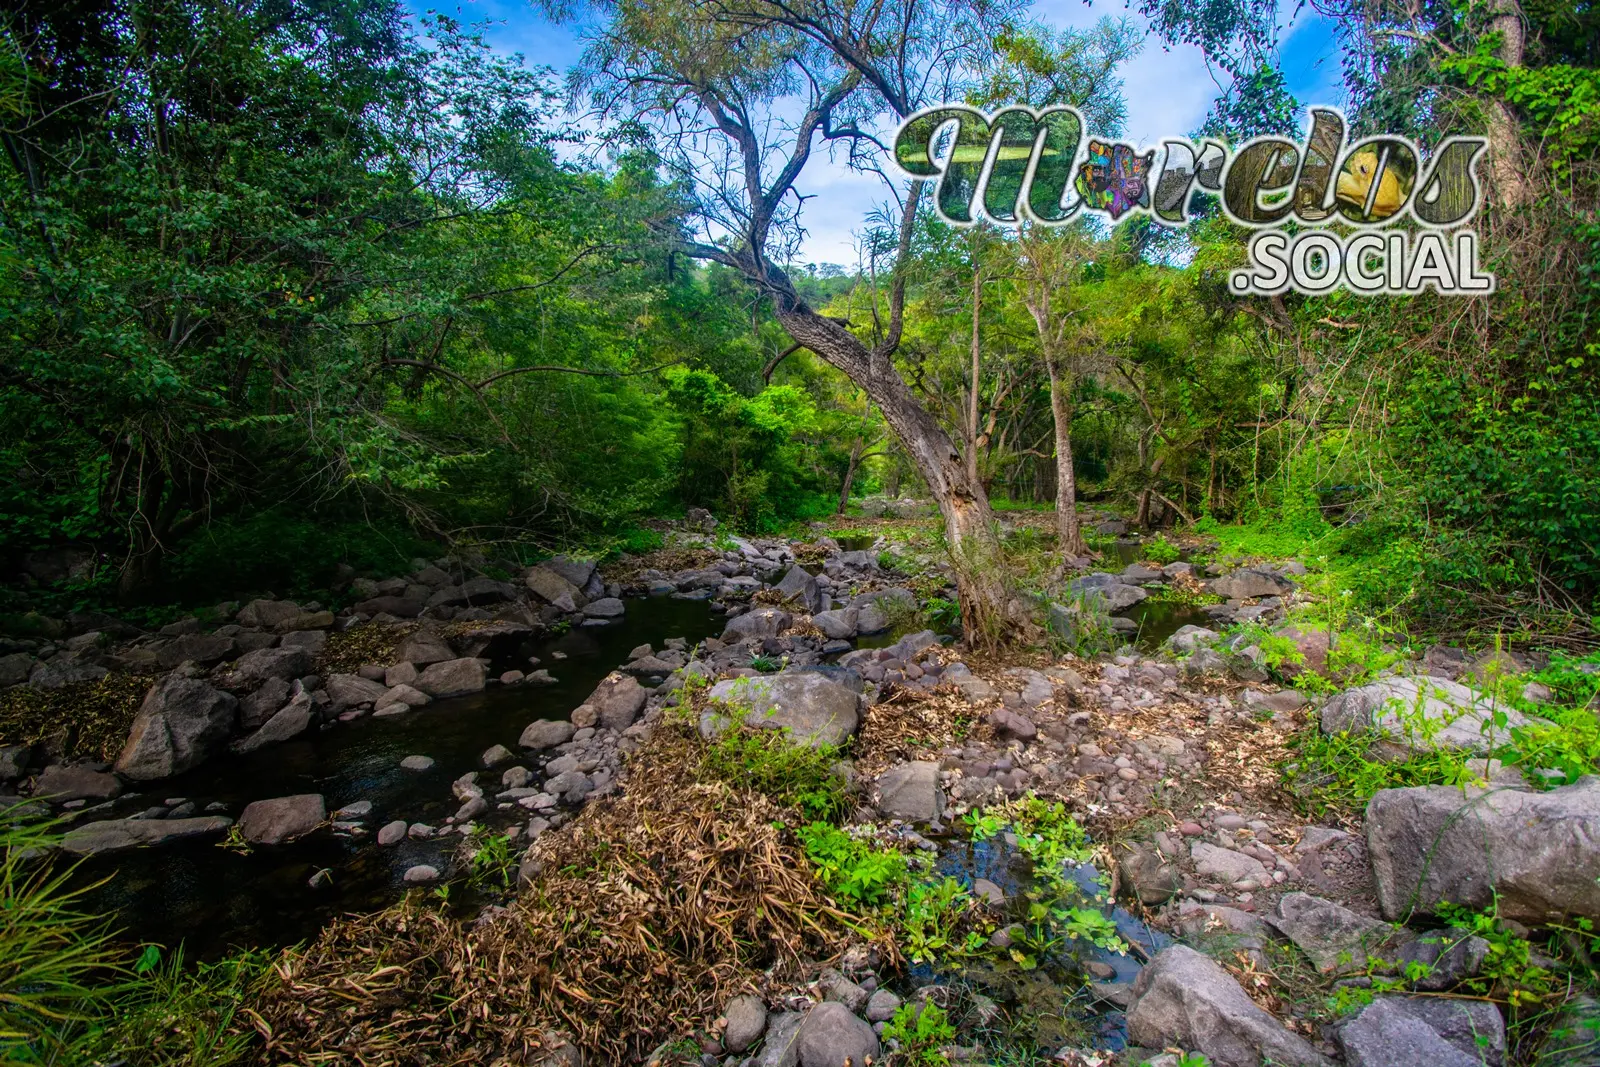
[700,727,851,822]
[1142,535,1181,565]
[1045,592,1118,659]
[1281,729,1474,816]
[882,1001,957,1066]
[901,876,984,963]
[796,823,908,906]
[467,831,517,891]
[923,596,962,635]
[968,795,1094,893]
[748,653,784,672]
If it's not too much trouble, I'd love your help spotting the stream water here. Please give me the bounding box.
[79,596,721,957]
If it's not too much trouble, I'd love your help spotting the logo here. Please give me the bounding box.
[892,106,1494,296]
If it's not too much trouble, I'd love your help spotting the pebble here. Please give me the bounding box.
[378,820,408,846]
[402,864,440,883]
[408,822,435,838]
[400,755,435,772]
[336,800,372,818]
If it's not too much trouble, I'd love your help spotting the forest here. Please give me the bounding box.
[1,0,1598,1064]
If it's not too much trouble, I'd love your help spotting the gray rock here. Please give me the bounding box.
[1067,572,1149,612]
[378,819,408,846]
[1339,996,1504,1067]
[27,657,109,688]
[702,673,861,748]
[1173,902,1272,963]
[1539,994,1600,1067]
[581,597,626,619]
[393,630,455,667]
[775,566,824,614]
[1397,929,1491,991]
[379,684,430,709]
[525,566,584,606]
[326,673,391,707]
[415,658,487,698]
[520,719,576,750]
[1121,842,1183,905]
[236,598,303,630]
[812,608,859,640]
[400,754,435,771]
[1127,945,1333,1067]
[723,994,768,1054]
[481,743,514,767]
[1181,648,1228,678]
[0,744,30,780]
[224,647,312,687]
[1208,568,1292,599]
[278,629,328,654]
[754,1011,805,1067]
[855,603,888,635]
[1270,892,1393,975]
[1322,674,1535,753]
[989,708,1037,741]
[34,764,123,802]
[238,794,326,844]
[1365,778,1600,923]
[60,815,232,855]
[115,676,239,781]
[1168,625,1219,654]
[796,1001,880,1067]
[455,795,487,821]
[864,989,902,1023]
[0,652,35,686]
[403,864,440,883]
[1191,841,1270,886]
[824,973,870,1013]
[235,698,314,754]
[876,761,944,824]
[584,673,648,731]
[156,633,237,669]
[542,556,596,590]
[722,607,793,643]
[239,677,291,729]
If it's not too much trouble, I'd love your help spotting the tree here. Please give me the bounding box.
[572,0,1033,641]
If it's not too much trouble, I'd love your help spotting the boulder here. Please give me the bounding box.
[1322,674,1534,754]
[238,794,326,844]
[0,744,31,780]
[1269,892,1393,975]
[239,677,291,730]
[354,595,424,618]
[1274,625,1332,680]
[1168,625,1219,654]
[156,633,237,669]
[379,684,430,709]
[1127,945,1333,1067]
[30,658,109,688]
[775,566,824,614]
[989,708,1038,741]
[235,698,315,754]
[1208,568,1293,599]
[236,599,303,630]
[1191,841,1270,886]
[855,603,889,635]
[722,608,793,642]
[1338,996,1505,1067]
[0,652,35,686]
[326,673,390,707]
[223,647,311,688]
[542,556,596,590]
[702,673,861,748]
[393,630,455,667]
[811,608,858,641]
[59,815,232,855]
[584,673,647,731]
[796,1001,880,1067]
[1066,572,1149,612]
[581,597,625,619]
[875,761,944,823]
[415,658,487,698]
[278,629,328,654]
[1121,842,1183,906]
[520,719,576,750]
[525,566,584,606]
[723,994,769,1054]
[34,764,123,802]
[1366,778,1600,922]
[115,676,239,781]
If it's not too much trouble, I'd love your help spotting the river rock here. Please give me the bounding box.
[542,556,597,591]
[775,565,823,614]
[1127,945,1333,1067]
[811,608,858,640]
[379,684,430,709]
[584,673,647,731]
[238,794,326,844]
[520,719,576,750]
[723,994,769,1053]
[989,708,1037,741]
[1168,625,1219,654]
[754,1011,804,1067]
[223,647,311,688]
[393,629,455,667]
[875,761,943,823]
[235,697,315,754]
[326,673,390,707]
[278,629,328,654]
[1191,841,1270,886]
[1322,674,1534,753]
[722,607,793,642]
[581,597,625,619]
[400,755,435,771]
[378,819,407,846]
[1122,842,1183,905]
[0,744,30,780]
[236,598,303,630]
[60,815,232,855]
[1067,572,1149,612]
[239,677,291,729]
[702,672,861,748]
[1269,892,1393,975]
[1338,996,1505,1067]
[34,764,123,802]
[415,657,487,698]
[1396,929,1490,991]
[865,989,902,1023]
[796,1001,879,1067]
[403,864,440,883]
[525,566,584,606]
[115,676,239,781]
[355,595,424,618]
[481,743,514,767]
[428,577,517,608]
[1208,568,1293,599]
[156,633,237,669]
[1366,778,1600,922]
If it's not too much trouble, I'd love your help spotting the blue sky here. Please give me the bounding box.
[409,0,1347,263]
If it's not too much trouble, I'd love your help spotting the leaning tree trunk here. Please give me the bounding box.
[1042,349,1088,556]
[837,435,864,514]
[770,301,1020,645]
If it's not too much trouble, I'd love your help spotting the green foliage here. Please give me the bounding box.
[967,795,1093,895]
[466,832,517,892]
[1141,535,1181,565]
[700,728,851,822]
[900,877,983,964]
[79,946,267,1066]
[796,823,908,906]
[881,1002,957,1066]
[922,596,962,634]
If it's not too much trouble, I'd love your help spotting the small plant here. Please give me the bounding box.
[748,653,784,672]
[796,823,908,906]
[900,876,978,963]
[1046,592,1118,658]
[882,1001,957,1066]
[1142,535,1181,565]
[1062,906,1126,953]
[922,595,961,634]
[466,831,517,891]
[700,721,851,821]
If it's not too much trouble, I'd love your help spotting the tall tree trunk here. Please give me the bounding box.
[1042,348,1087,555]
[1485,0,1528,210]
[838,435,863,514]
[967,267,982,487]
[769,300,1019,644]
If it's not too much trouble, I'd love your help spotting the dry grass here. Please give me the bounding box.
[319,623,418,676]
[239,719,872,1065]
[0,672,158,759]
[604,548,719,586]
[853,684,988,780]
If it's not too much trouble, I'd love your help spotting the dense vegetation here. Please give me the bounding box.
[1,0,1595,631]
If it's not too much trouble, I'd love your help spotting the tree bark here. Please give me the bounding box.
[838,435,863,514]
[1042,348,1087,555]
[967,267,982,487]
[1485,0,1529,210]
